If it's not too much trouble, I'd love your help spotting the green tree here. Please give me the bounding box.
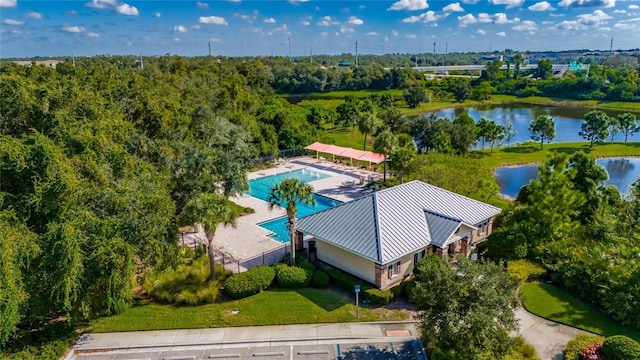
[267,179,315,265]
[617,112,639,143]
[580,110,610,149]
[379,108,408,134]
[402,85,428,108]
[528,114,555,149]
[373,130,398,182]
[378,93,394,109]
[608,115,620,142]
[504,117,517,148]
[534,59,553,80]
[335,100,360,130]
[476,117,492,150]
[411,255,519,359]
[182,193,240,281]
[451,112,477,154]
[485,122,506,154]
[512,53,526,79]
[389,134,416,183]
[357,112,381,151]
[453,81,471,102]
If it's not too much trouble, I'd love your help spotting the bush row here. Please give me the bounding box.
[507,259,547,285]
[325,267,411,305]
[564,334,640,360]
[223,265,275,299]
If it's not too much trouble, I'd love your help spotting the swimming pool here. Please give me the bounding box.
[247,168,331,201]
[258,194,342,242]
[247,168,339,242]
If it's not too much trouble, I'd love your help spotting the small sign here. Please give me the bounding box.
[354,285,360,293]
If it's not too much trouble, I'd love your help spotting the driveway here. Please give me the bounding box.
[516,307,593,360]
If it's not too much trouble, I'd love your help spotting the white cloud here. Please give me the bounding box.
[577,9,611,26]
[321,31,328,36]
[197,1,208,8]
[0,0,16,7]
[2,19,24,25]
[558,0,615,8]
[86,32,100,37]
[613,9,625,13]
[174,25,188,32]
[348,16,363,25]
[476,28,486,34]
[478,12,511,24]
[24,11,43,19]
[488,0,524,9]
[300,19,310,25]
[116,3,138,15]
[359,5,366,9]
[264,17,276,23]
[458,13,477,26]
[174,37,180,42]
[340,26,354,33]
[403,11,439,22]
[192,24,200,29]
[391,29,399,36]
[85,0,138,15]
[513,20,538,30]
[288,0,310,3]
[541,20,554,24]
[317,16,333,26]
[614,22,636,29]
[365,31,378,36]
[63,25,85,33]
[199,16,228,25]
[556,20,584,29]
[405,33,417,38]
[630,5,639,10]
[388,0,428,11]
[496,31,506,36]
[462,0,479,3]
[443,2,464,12]
[549,13,565,16]
[618,17,640,22]
[528,1,555,11]
[154,12,161,17]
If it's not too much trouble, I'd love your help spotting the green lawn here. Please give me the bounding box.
[88,288,409,333]
[475,142,640,169]
[519,282,640,342]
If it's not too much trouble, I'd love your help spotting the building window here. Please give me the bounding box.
[477,221,488,235]
[388,261,401,279]
[455,225,460,234]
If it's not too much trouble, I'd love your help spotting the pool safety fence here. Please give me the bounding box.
[178,232,290,274]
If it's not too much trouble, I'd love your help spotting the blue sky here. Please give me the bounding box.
[1,0,639,58]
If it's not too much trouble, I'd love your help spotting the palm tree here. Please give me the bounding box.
[512,53,525,79]
[357,112,381,151]
[182,193,239,282]
[267,179,315,265]
[373,130,398,182]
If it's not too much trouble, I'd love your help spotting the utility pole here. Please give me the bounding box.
[433,42,436,55]
[139,52,143,69]
[445,42,448,55]
[489,42,492,52]
[355,41,359,67]
[208,42,211,56]
[609,37,613,53]
[288,37,292,62]
[72,53,75,67]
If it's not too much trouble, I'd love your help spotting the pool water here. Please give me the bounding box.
[247,168,340,242]
[258,194,342,242]
[247,168,330,201]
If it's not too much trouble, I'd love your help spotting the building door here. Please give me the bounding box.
[308,241,317,262]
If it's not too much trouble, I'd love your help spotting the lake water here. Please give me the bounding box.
[495,157,640,199]
[429,104,640,145]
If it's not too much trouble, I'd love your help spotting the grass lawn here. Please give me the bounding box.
[88,288,410,333]
[519,282,640,342]
[474,142,640,169]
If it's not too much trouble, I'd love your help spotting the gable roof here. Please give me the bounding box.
[296,180,501,264]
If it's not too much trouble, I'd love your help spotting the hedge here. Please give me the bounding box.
[507,260,547,284]
[564,334,605,360]
[325,267,397,305]
[602,335,640,360]
[223,265,275,299]
[311,270,330,288]
[276,266,308,288]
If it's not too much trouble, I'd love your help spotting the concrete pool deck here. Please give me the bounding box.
[183,156,383,266]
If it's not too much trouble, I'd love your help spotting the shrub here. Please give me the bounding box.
[564,335,606,360]
[297,260,316,286]
[580,343,605,360]
[601,335,640,360]
[325,267,395,305]
[311,270,330,288]
[404,278,417,301]
[143,255,230,305]
[509,336,539,359]
[276,266,308,288]
[507,260,547,284]
[272,262,289,276]
[223,265,275,299]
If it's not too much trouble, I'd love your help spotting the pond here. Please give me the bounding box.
[495,157,640,199]
[428,103,640,145]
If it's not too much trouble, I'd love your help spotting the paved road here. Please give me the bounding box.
[64,322,425,360]
[516,307,593,360]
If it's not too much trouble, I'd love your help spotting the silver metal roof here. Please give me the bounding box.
[424,211,462,248]
[296,180,501,264]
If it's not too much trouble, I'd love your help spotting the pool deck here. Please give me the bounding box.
[185,156,383,264]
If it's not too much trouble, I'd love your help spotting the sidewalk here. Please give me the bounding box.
[66,321,422,360]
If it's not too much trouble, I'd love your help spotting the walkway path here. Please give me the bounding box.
[516,307,593,360]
